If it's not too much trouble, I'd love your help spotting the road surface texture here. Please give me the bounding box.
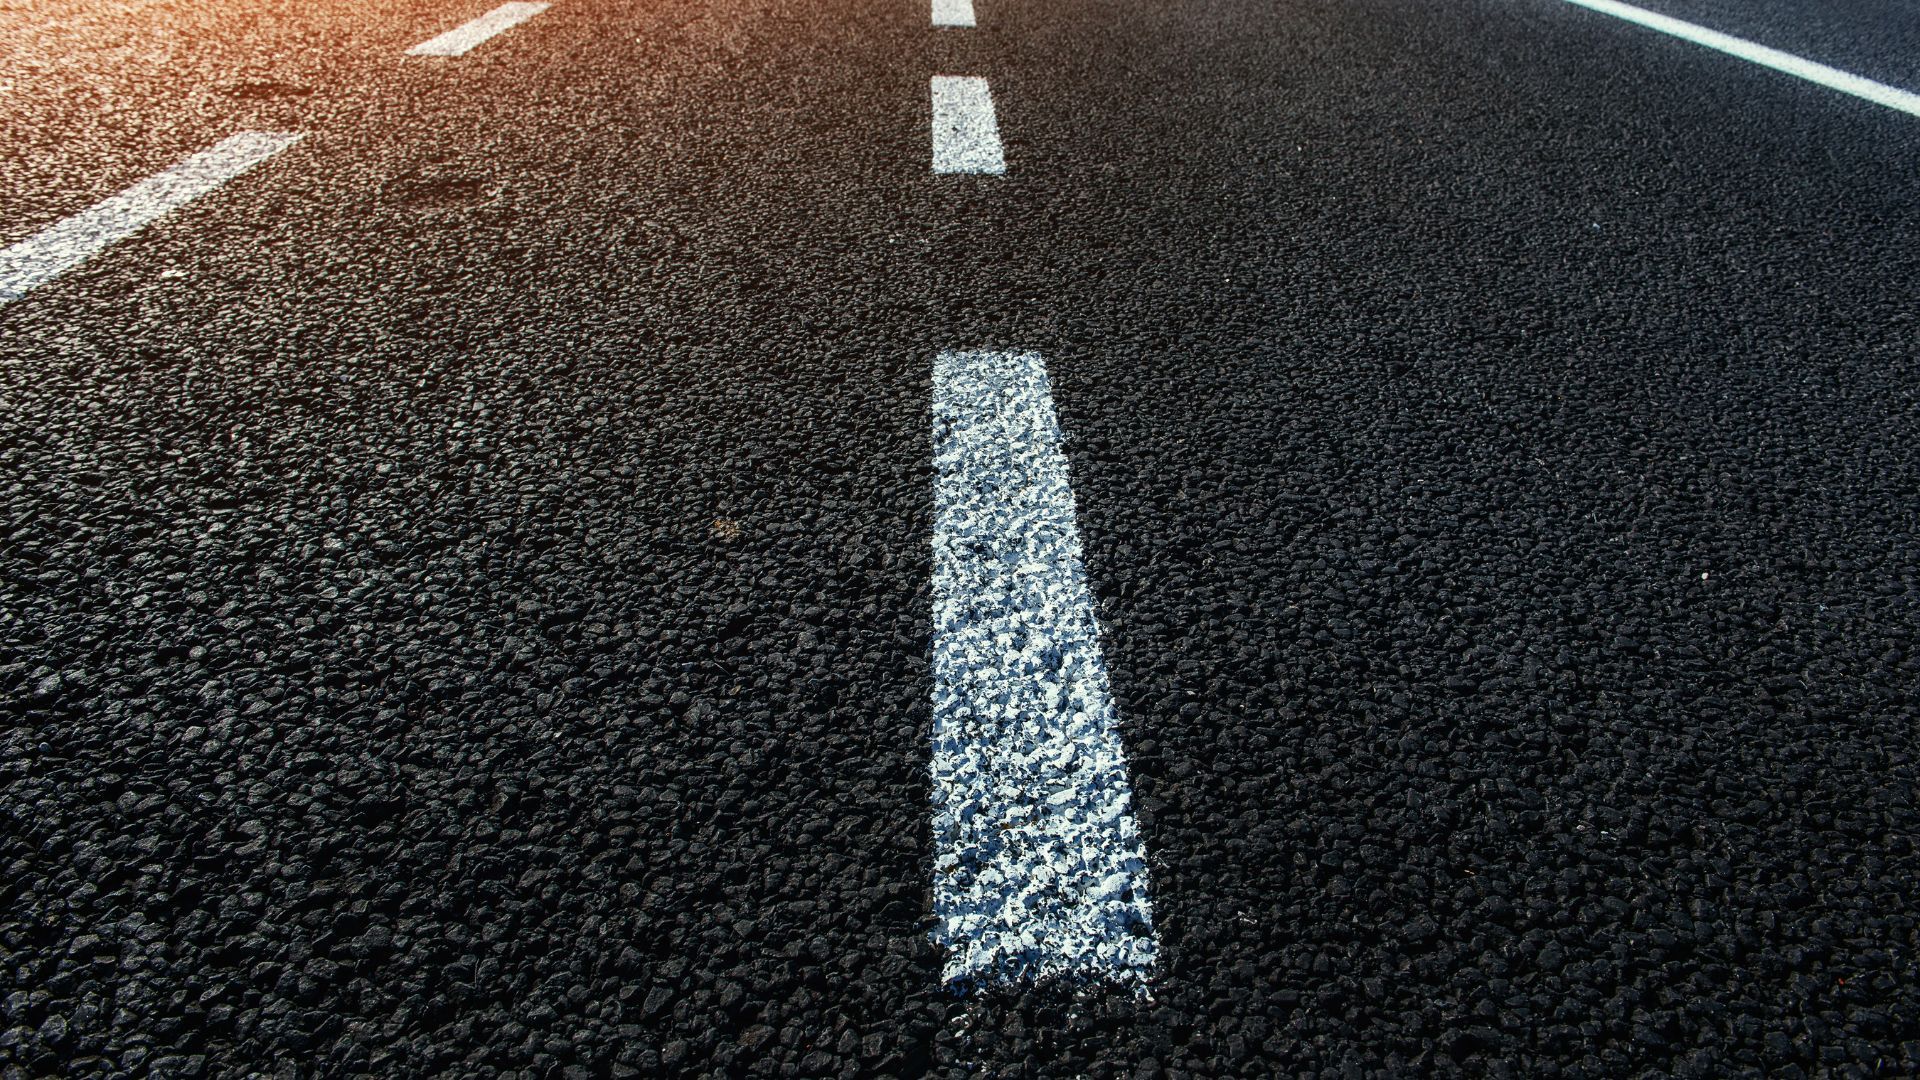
[2,0,1917,1075]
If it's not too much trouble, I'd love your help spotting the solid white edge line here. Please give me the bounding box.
[929,349,1158,993]
[0,131,304,305]
[932,0,976,29]
[1557,0,1920,117]
[407,1,551,57]
[930,76,1006,175]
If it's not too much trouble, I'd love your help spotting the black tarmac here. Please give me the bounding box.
[3,0,1918,1075]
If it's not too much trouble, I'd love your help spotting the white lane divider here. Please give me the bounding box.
[408,1,550,57]
[1556,0,1920,118]
[931,77,1006,174]
[0,131,304,306]
[929,349,1158,992]
[932,0,975,28]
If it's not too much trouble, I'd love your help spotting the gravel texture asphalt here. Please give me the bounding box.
[3,0,1918,1075]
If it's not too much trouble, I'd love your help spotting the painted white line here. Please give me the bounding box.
[932,0,975,28]
[0,131,303,305]
[929,349,1157,992]
[407,1,550,57]
[931,76,1006,175]
[1557,0,1920,117]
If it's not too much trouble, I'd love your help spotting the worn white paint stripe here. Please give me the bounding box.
[929,349,1157,992]
[931,76,1005,174]
[1557,0,1920,117]
[932,0,975,28]
[407,1,550,57]
[0,131,303,305]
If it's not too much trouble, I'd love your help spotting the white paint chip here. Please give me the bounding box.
[1556,0,1920,117]
[932,0,975,28]
[0,131,304,305]
[929,349,1158,992]
[408,1,550,57]
[931,76,1006,174]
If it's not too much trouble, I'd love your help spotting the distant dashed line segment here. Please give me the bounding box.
[408,1,550,57]
[930,77,1005,174]
[933,0,976,28]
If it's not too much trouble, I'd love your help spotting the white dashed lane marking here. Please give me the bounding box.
[932,0,976,28]
[0,131,304,305]
[408,1,550,57]
[931,77,1005,174]
[929,349,1158,993]
[1557,0,1920,117]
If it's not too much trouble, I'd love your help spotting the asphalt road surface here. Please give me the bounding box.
[3,0,1918,1075]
